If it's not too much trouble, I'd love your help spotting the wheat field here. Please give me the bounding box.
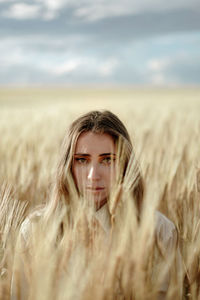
[0,87,200,299]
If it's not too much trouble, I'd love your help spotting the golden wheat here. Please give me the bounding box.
[0,87,200,299]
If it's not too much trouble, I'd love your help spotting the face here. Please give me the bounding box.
[72,131,116,210]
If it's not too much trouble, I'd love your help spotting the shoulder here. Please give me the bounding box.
[155,211,178,255]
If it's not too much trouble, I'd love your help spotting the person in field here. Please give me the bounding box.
[11,110,182,300]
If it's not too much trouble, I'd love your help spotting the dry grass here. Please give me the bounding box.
[0,87,200,299]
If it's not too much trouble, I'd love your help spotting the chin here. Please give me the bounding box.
[95,198,107,210]
[81,190,108,209]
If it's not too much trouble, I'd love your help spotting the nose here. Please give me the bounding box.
[87,164,101,181]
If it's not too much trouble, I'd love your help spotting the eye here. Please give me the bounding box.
[75,157,87,164]
[101,157,115,165]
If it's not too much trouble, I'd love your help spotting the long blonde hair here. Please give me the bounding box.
[45,110,144,223]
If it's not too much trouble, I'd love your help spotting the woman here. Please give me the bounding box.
[11,110,182,299]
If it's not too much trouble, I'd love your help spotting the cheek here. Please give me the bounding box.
[103,166,116,185]
[72,165,86,188]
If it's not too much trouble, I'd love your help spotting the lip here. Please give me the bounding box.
[86,187,105,191]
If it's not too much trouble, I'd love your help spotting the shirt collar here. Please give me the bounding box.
[95,202,111,234]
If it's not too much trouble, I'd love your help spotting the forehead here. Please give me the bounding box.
[75,131,115,154]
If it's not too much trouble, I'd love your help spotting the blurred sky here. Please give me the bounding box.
[0,0,200,87]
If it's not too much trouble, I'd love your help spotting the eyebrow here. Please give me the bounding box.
[74,153,116,157]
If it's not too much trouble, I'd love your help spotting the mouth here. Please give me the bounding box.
[86,187,105,191]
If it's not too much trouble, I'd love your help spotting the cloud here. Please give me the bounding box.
[164,54,200,85]
[0,35,119,83]
[0,1,199,86]
[0,0,14,2]
[72,0,200,22]
[74,3,132,22]
[37,0,64,11]
[50,0,200,22]
[1,3,199,46]
[147,58,171,72]
[151,74,166,86]
[35,0,67,20]
[98,58,119,76]
[2,3,41,19]
[39,57,120,79]
[0,31,200,86]
[43,59,82,76]
[1,0,199,21]
[57,0,200,22]
[146,51,200,86]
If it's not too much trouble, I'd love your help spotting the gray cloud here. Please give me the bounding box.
[0,8,200,45]
[1,0,200,21]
